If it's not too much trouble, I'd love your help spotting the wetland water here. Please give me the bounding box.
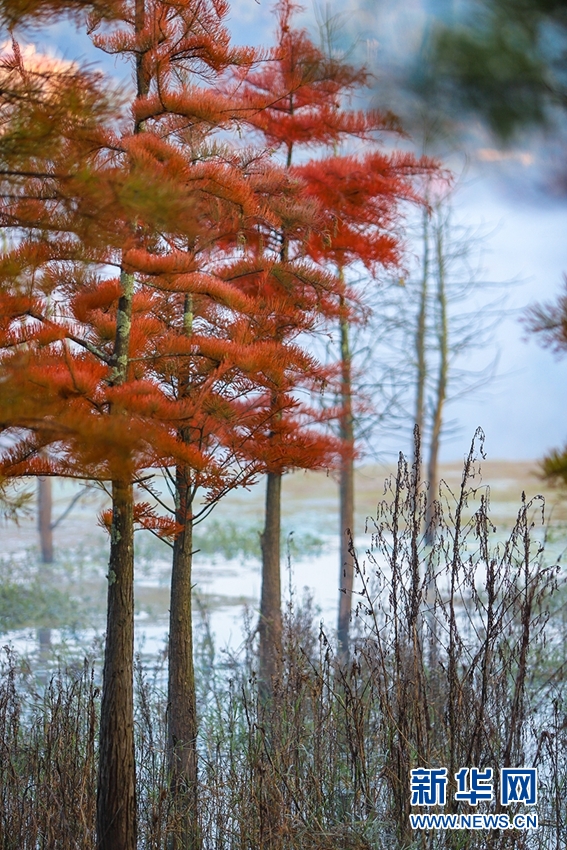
[1,461,565,675]
[1,538,344,670]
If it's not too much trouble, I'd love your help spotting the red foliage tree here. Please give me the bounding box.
[295,151,431,656]
[218,245,343,687]
[139,155,332,843]
[229,0,432,661]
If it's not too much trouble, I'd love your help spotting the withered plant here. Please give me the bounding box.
[0,434,565,849]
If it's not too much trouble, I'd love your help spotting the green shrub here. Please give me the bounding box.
[0,579,81,633]
[194,519,325,562]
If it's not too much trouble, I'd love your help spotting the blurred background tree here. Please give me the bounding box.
[422,0,567,483]
[524,278,567,485]
[428,0,567,142]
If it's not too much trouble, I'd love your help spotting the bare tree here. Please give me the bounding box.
[361,182,506,537]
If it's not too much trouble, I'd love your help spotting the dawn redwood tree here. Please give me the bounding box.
[297,152,431,652]
[232,0,430,659]
[218,246,343,688]
[136,155,305,844]
[230,0,372,672]
[226,0,382,681]
[89,8,260,845]
[0,56,161,850]
[0,34,139,847]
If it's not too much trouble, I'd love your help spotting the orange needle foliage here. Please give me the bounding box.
[226,0,435,665]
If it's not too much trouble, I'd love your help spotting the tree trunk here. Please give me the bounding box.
[96,478,136,850]
[414,205,430,463]
[37,477,53,564]
[257,141,289,693]
[259,471,283,691]
[425,218,448,545]
[167,462,199,850]
[37,477,53,662]
[167,292,199,847]
[96,269,137,850]
[337,306,355,661]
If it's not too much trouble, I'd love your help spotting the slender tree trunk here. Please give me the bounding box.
[97,478,136,850]
[259,470,282,691]
[258,137,290,693]
[37,477,53,661]
[337,302,354,661]
[414,205,429,464]
[167,291,199,850]
[168,466,199,849]
[37,477,53,564]
[96,270,137,850]
[96,0,148,834]
[425,218,448,545]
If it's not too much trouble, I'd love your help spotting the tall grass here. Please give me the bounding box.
[0,652,98,848]
[0,437,565,848]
